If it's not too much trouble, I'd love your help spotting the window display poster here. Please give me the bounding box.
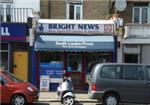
[40,62,63,78]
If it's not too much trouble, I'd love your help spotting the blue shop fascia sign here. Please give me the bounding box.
[0,23,27,41]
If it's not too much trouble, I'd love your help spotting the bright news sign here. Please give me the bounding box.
[36,19,114,34]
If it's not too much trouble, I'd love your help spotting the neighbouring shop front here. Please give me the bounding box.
[123,39,150,63]
[35,19,117,91]
[0,23,29,81]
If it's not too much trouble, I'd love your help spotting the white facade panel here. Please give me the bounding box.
[142,45,150,64]
[123,38,150,44]
[13,0,40,12]
[123,45,140,54]
[124,24,150,38]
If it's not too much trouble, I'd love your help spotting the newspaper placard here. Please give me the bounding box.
[40,75,50,91]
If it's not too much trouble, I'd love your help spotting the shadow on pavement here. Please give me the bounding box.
[1,103,50,105]
[75,101,83,105]
[29,102,50,105]
[74,90,88,94]
[31,101,84,105]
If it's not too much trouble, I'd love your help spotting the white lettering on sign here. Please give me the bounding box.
[56,41,94,49]
[1,27,10,36]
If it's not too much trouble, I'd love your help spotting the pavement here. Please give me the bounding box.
[38,91,97,102]
[38,92,150,105]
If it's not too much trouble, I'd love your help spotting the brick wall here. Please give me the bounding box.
[118,2,133,24]
[50,0,66,19]
[40,0,110,19]
[40,0,147,22]
[83,0,110,19]
[40,0,49,19]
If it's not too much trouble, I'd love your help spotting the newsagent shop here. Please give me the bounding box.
[34,19,117,90]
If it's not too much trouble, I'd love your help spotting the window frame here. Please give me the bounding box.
[74,4,82,20]
[66,3,83,20]
[0,3,12,22]
[132,6,149,24]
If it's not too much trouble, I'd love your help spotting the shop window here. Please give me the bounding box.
[13,44,28,51]
[39,52,63,63]
[1,43,8,50]
[124,54,138,63]
[67,54,82,72]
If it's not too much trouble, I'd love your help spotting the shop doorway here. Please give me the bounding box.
[66,53,84,90]
[13,51,28,81]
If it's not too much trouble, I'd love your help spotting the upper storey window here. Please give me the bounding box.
[133,2,149,24]
[66,0,83,20]
[0,3,12,22]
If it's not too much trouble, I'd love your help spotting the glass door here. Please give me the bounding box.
[67,53,83,89]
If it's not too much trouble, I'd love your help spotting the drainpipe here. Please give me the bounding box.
[28,16,37,86]
[49,0,51,18]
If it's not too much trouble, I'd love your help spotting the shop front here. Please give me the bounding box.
[35,19,116,90]
[0,23,29,81]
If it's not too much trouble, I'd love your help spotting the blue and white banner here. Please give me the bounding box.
[36,19,114,34]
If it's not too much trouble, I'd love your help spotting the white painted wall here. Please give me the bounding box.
[0,0,40,22]
[142,45,150,64]
[117,36,123,63]
[13,0,40,12]
[125,24,150,38]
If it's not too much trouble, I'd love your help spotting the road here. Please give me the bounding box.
[2,101,149,105]
[32,101,101,105]
[31,101,149,105]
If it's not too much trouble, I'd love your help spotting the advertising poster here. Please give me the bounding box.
[40,75,50,91]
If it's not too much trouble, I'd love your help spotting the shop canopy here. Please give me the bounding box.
[34,35,115,52]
